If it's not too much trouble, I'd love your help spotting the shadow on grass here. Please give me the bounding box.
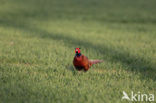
[1,19,155,81]
[32,28,156,81]
[0,9,155,81]
[67,65,75,72]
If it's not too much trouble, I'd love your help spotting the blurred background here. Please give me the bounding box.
[0,0,156,103]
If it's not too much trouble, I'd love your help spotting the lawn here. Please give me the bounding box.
[0,0,156,103]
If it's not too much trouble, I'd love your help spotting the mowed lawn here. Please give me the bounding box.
[0,0,156,103]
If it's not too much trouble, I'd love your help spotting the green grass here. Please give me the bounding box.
[0,0,156,103]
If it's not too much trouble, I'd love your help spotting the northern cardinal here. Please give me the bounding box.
[73,48,103,71]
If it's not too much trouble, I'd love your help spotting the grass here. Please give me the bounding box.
[0,0,156,103]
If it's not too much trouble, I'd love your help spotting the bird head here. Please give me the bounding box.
[75,48,81,56]
[75,48,81,53]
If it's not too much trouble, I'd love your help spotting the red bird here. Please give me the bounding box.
[73,48,103,71]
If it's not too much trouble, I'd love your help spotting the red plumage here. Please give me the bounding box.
[73,48,103,71]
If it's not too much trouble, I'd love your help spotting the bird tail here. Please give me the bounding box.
[89,60,103,65]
